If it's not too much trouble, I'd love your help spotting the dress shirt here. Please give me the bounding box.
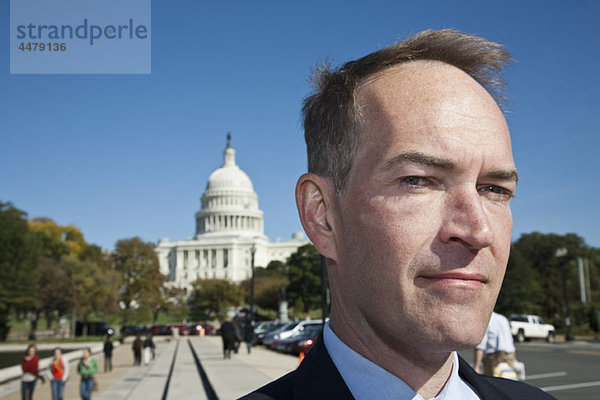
[324,322,480,400]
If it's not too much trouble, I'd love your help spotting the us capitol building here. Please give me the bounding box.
[156,135,308,287]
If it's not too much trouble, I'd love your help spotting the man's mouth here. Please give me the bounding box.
[416,271,487,289]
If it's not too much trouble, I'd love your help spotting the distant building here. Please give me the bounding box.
[156,135,307,286]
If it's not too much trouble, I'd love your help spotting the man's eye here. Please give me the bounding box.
[478,185,514,201]
[401,176,430,186]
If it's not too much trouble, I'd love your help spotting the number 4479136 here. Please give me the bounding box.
[18,42,66,51]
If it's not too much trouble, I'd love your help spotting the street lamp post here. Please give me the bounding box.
[556,248,574,341]
[250,244,256,320]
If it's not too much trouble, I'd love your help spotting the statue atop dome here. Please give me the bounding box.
[223,133,236,167]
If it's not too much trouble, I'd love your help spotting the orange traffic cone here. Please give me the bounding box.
[298,352,305,366]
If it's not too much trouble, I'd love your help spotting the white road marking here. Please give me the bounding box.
[525,371,567,380]
[542,380,600,392]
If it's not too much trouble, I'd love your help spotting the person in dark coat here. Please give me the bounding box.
[132,334,142,366]
[232,316,243,354]
[243,318,254,354]
[220,315,237,359]
[103,335,113,372]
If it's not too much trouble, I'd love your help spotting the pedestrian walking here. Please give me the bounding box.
[21,344,44,400]
[243,318,254,354]
[47,347,69,400]
[103,335,113,372]
[220,314,237,359]
[132,334,143,366]
[77,347,98,400]
[233,317,243,354]
[474,312,519,377]
[143,335,155,365]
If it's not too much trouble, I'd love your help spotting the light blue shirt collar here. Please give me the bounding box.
[323,322,479,400]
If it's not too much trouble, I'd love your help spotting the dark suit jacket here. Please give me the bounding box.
[240,337,556,400]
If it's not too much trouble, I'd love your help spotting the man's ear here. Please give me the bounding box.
[295,173,338,261]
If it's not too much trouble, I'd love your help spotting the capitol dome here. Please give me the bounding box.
[195,135,264,237]
[206,143,254,192]
[156,134,309,285]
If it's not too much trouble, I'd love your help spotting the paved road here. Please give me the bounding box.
[459,340,600,400]
[518,341,600,400]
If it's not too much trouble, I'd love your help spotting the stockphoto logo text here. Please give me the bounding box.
[16,18,149,46]
[10,0,151,74]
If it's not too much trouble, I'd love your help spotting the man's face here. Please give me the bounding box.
[331,61,516,354]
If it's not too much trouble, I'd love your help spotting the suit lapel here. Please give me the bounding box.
[290,336,355,400]
[458,355,511,400]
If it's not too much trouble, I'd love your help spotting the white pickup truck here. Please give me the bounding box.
[509,314,556,343]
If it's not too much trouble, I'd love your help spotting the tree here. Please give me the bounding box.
[25,219,81,335]
[188,279,241,320]
[28,218,87,258]
[262,260,288,276]
[286,244,322,314]
[156,285,188,324]
[36,257,74,329]
[113,238,167,325]
[241,274,289,313]
[505,232,600,327]
[240,260,289,313]
[0,202,40,340]
[25,218,111,338]
[496,245,543,315]
[62,256,120,335]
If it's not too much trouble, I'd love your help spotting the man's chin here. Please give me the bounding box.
[425,318,487,352]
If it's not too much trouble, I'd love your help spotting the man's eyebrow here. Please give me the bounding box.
[382,152,455,171]
[382,151,519,183]
[485,169,519,183]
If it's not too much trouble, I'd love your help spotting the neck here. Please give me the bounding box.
[329,308,454,399]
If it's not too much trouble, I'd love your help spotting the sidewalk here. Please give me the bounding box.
[0,336,298,399]
[189,336,298,399]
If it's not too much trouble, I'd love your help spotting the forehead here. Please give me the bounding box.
[354,60,512,159]
[359,61,503,125]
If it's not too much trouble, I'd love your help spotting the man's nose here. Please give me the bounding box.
[439,189,495,250]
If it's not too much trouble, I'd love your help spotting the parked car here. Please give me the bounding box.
[509,314,556,342]
[152,325,172,335]
[275,325,322,354]
[262,321,299,348]
[76,321,115,336]
[186,324,200,335]
[254,321,284,344]
[120,325,143,337]
[263,320,322,349]
[253,320,272,334]
[201,323,216,335]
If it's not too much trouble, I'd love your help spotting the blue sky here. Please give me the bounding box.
[1,0,599,250]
